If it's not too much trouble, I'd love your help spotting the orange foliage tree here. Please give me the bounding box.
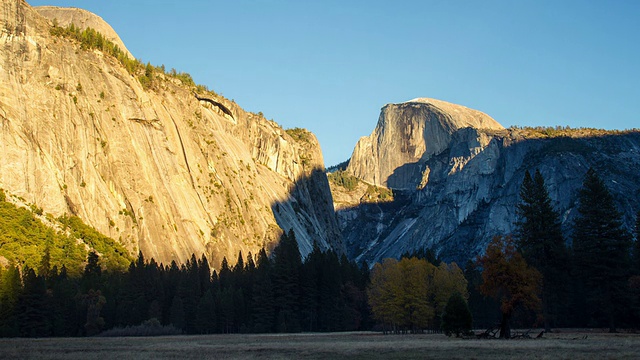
[478,235,541,339]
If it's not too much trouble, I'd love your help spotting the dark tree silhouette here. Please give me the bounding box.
[572,168,632,333]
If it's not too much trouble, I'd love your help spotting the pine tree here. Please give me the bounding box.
[169,295,185,331]
[515,169,568,330]
[219,257,232,290]
[572,168,632,332]
[82,289,106,336]
[252,249,275,333]
[634,210,640,275]
[272,230,302,332]
[50,266,79,336]
[195,290,216,334]
[300,244,322,332]
[81,251,102,292]
[0,264,21,336]
[441,292,473,337]
[18,268,52,337]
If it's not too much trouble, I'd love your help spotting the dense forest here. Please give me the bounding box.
[1,167,639,338]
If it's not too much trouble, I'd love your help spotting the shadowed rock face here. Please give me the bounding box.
[0,1,343,267]
[336,100,640,265]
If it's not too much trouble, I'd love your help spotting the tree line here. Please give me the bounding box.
[0,230,370,337]
[364,167,640,338]
[1,167,639,338]
[468,168,640,338]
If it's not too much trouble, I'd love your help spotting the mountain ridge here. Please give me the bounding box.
[0,0,343,267]
[334,101,640,265]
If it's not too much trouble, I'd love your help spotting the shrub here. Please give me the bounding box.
[98,318,182,337]
[328,170,359,191]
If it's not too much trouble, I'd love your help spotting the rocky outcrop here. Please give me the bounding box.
[346,98,503,189]
[336,100,640,265]
[34,6,133,58]
[0,1,343,267]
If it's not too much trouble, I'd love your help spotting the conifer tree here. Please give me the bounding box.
[169,295,185,331]
[195,290,216,334]
[318,250,342,332]
[252,249,275,333]
[18,268,51,337]
[272,230,302,332]
[50,266,78,336]
[300,244,322,331]
[0,265,21,336]
[516,169,568,331]
[219,257,232,290]
[634,210,640,275]
[81,251,102,292]
[441,292,473,337]
[572,168,632,332]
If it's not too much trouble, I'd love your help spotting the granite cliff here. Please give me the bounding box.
[0,0,343,267]
[335,99,640,265]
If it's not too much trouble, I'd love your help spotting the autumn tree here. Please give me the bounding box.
[478,235,541,339]
[368,257,468,333]
[515,169,568,331]
[572,168,632,332]
[368,258,403,333]
[396,257,434,332]
[431,262,468,329]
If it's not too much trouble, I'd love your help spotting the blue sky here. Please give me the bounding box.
[28,0,640,166]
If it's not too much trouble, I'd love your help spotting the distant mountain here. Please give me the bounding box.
[0,0,343,267]
[333,99,640,265]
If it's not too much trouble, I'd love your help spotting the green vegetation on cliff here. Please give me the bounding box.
[327,170,359,191]
[49,22,213,94]
[0,189,131,276]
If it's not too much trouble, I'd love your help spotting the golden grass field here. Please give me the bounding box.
[1,330,639,359]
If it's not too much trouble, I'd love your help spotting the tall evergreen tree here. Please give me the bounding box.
[272,230,302,332]
[572,168,632,332]
[515,169,568,330]
[18,268,51,337]
[195,290,216,334]
[81,251,102,292]
[0,265,21,336]
[634,210,640,275]
[252,249,275,333]
[169,295,185,331]
[441,292,473,337]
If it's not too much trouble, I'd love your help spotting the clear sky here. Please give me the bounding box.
[28,0,640,167]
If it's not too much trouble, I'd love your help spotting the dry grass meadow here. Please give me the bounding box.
[1,330,639,359]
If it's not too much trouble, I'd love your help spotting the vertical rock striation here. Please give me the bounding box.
[336,99,640,265]
[0,0,343,266]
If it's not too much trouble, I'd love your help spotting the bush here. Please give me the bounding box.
[98,318,182,337]
[328,170,359,191]
[441,293,473,337]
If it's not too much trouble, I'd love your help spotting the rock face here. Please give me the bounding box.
[0,0,343,267]
[337,100,640,265]
[34,6,133,59]
[347,98,503,190]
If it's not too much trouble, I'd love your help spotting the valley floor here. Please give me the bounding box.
[0,330,638,359]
